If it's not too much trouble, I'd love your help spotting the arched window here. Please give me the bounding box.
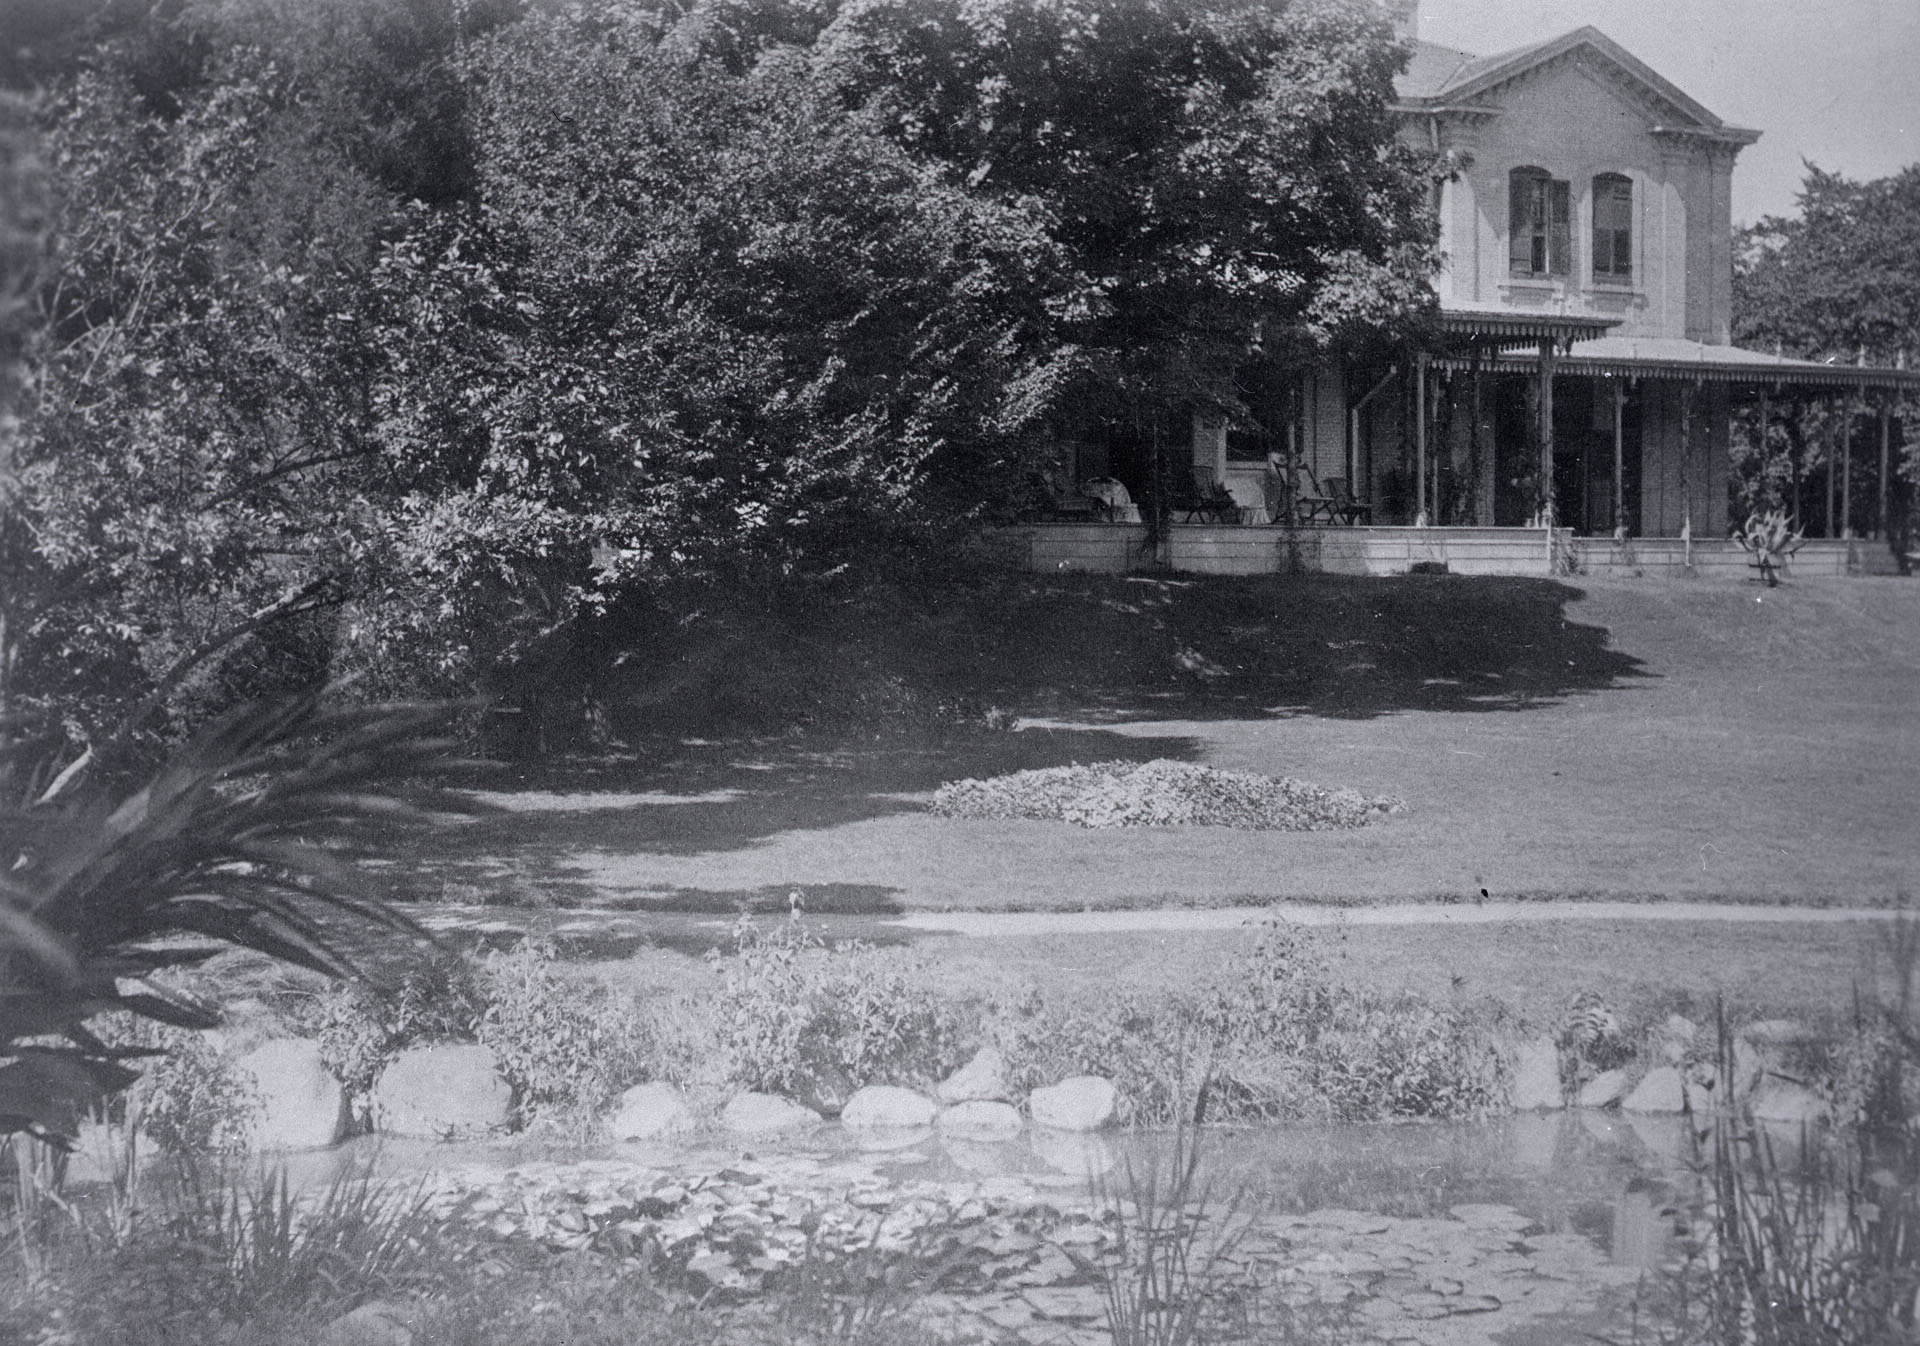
[1592,173,1634,282]
[1509,167,1569,278]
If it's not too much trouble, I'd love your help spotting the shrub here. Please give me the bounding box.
[91,1012,258,1157]
[477,939,653,1134]
[299,953,489,1103]
[992,922,1507,1125]
[706,919,975,1097]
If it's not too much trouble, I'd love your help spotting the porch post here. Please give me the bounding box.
[1415,351,1429,524]
[1881,400,1893,539]
[1680,381,1695,564]
[1841,395,1854,537]
[1537,338,1557,527]
[1825,415,1837,538]
[1612,378,1625,534]
[1757,388,1769,519]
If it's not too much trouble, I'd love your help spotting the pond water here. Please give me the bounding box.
[77,1109,1738,1345]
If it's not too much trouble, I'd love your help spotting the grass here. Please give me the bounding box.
[368,571,1917,913]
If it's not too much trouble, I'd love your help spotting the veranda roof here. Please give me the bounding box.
[1431,335,1920,391]
[1435,307,1619,350]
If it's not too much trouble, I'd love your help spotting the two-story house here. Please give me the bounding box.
[1029,1,1914,578]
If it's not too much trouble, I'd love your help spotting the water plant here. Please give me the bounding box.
[1069,1075,1263,1346]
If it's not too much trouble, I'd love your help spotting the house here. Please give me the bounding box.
[1020,0,1916,578]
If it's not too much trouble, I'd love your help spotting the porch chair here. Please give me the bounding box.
[1172,465,1241,523]
[1289,464,1341,525]
[1320,476,1372,526]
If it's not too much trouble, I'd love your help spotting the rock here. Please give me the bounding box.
[1656,1015,1698,1064]
[720,1092,821,1134]
[790,1062,856,1118]
[1577,1069,1630,1109]
[371,1044,511,1139]
[235,1039,347,1151]
[1028,1076,1117,1131]
[936,1047,1011,1104]
[606,1082,695,1141]
[938,1100,1024,1139]
[841,1085,939,1129]
[1750,1079,1828,1127]
[1740,1019,1813,1047]
[1509,1036,1563,1110]
[317,1300,417,1346]
[1622,1066,1687,1115]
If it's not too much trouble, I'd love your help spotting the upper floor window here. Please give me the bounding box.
[1592,173,1634,283]
[1508,167,1569,279]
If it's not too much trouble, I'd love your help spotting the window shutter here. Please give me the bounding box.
[1549,179,1571,276]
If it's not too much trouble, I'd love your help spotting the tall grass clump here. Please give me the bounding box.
[3,1147,442,1345]
[1073,1101,1258,1346]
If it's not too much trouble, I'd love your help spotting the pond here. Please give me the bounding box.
[224,1108,1723,1345]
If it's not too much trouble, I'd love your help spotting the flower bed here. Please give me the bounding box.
[930,759,1402,830]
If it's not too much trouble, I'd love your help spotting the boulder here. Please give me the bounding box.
[1655,1015,1698,1065]
[317,1300,418,1346]
[1509,1037,1564,1111]
[937,1100,1024,1139]
[1622,1066,1687,1115]
[1750,1079,1829,1127]
[371,1044,511,1139]
[1028,1076,1117,1132]
[720,1092,821,1135]
[235,1038,348,1151]
[1577,1068,1631,1109]
[840,1086,938,1130]
[936,1047,1011,1104]
[606,1082,695,1141]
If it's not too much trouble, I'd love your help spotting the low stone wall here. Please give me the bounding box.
[1010,522,1152,574]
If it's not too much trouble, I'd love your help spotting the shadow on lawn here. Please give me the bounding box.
[369,574,1648,910]
[372,723,1198,909]
[975,574,1652,723]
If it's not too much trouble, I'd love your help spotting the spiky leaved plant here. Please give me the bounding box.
[1732,509,1806,587]
[0,693,463,1145]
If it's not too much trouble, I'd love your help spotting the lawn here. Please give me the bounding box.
[391,571,1918,913]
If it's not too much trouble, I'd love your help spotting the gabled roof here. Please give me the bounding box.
[1395,26,1760,145]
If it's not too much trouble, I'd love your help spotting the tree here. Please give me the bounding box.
[810,0,1437,425]
[1732,164,1919,547]
[3,57,404,769]
[354,14,1073,733]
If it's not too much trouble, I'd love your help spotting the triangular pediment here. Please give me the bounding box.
[1398,27,1759,145]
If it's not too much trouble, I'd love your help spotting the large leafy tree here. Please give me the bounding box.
[1732,164,1918,540]
[3,60,401,768]
[354,14,1073,722]
[809,0,1437,421]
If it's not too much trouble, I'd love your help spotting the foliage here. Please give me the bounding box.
[1732,508,1808,586]
[353,13,1072,712]
[96,1014,258,1156]
[295,952,489,1102]
[5,58,408,753]
[0,694,454,1144]
[1073,1111,1260,1346]
[706,918,974,1097]
[1731,163,1918,544]
[932,759,1399,829]
[813,0,1439,425]
[477,938,653,1133]
[4,1156,441,1343]
[992,923,1507,1125]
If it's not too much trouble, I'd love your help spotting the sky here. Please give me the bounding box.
[1416,0,1920,225]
